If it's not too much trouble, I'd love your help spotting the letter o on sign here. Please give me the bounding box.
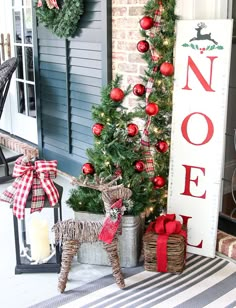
[181,112,214,146]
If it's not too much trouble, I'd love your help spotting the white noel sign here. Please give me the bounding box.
[168,20,233,257]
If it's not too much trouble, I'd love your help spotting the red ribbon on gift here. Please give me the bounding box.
[98,199,123,244]
[0,156,59,219]
[146,214,187,272]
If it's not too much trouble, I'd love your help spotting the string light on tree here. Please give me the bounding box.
[163,39,169,46]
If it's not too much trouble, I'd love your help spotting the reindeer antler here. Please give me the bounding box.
[71,174,123,192]
[72,173,132,215]
[197,22,206,29]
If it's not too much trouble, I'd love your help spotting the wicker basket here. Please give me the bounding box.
[143,232,186,273]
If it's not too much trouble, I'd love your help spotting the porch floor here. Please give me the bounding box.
[0,133,236,307]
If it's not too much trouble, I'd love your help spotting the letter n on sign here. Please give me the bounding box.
[167,20,233,258]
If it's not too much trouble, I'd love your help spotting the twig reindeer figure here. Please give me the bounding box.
[189,22,218,45]
[52,174,132,293]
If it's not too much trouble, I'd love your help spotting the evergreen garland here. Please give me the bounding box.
[35,0,84,38]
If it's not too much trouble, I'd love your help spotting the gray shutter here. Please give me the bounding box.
[33,1,112,176]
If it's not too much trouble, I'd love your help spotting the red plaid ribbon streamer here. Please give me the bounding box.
[140,77,155,176]
[145,78,154,104]
[0,156,59,219]
[148,5,163,40]
[141,117,155,176]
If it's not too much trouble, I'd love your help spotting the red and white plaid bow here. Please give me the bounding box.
[0,156,59,219]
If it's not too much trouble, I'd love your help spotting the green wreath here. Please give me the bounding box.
[35,0,84,38]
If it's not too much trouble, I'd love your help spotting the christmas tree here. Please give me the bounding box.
[67,75,153,216]
[67,0,177,219]
[133,0,177,220]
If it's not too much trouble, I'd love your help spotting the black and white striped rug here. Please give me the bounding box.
[31,254,236,308]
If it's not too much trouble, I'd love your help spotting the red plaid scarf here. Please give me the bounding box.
[98,199,123,244]
[0,156,59,219]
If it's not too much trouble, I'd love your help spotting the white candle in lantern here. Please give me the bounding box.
[29,213,50,261]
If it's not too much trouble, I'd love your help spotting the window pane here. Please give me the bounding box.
[16,46,23,79]
[14,10,22,43]
[17,81,25,114]
[25,47,34,81]
[24,0,32,8]
[24,8,32,44]
[12,0,23,6]
[26,84,36,118]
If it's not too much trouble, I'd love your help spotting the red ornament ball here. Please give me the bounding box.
[145,102,159,116]
[127,123,139,137]
[133,84,146,96]
[137,40,149,53]
[155,140,169,153]
[134,160,145,172]
[153,176,166,188]
[92,123,104,136]
[140,16,154,30]
[82,163,95,175]
[160,62,174,76]
[110,87,124,102]
[114,168,122,176]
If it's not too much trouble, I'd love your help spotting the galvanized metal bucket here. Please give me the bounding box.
[74,211,145,267]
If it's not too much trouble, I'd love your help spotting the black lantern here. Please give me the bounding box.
[13,182,63,274]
